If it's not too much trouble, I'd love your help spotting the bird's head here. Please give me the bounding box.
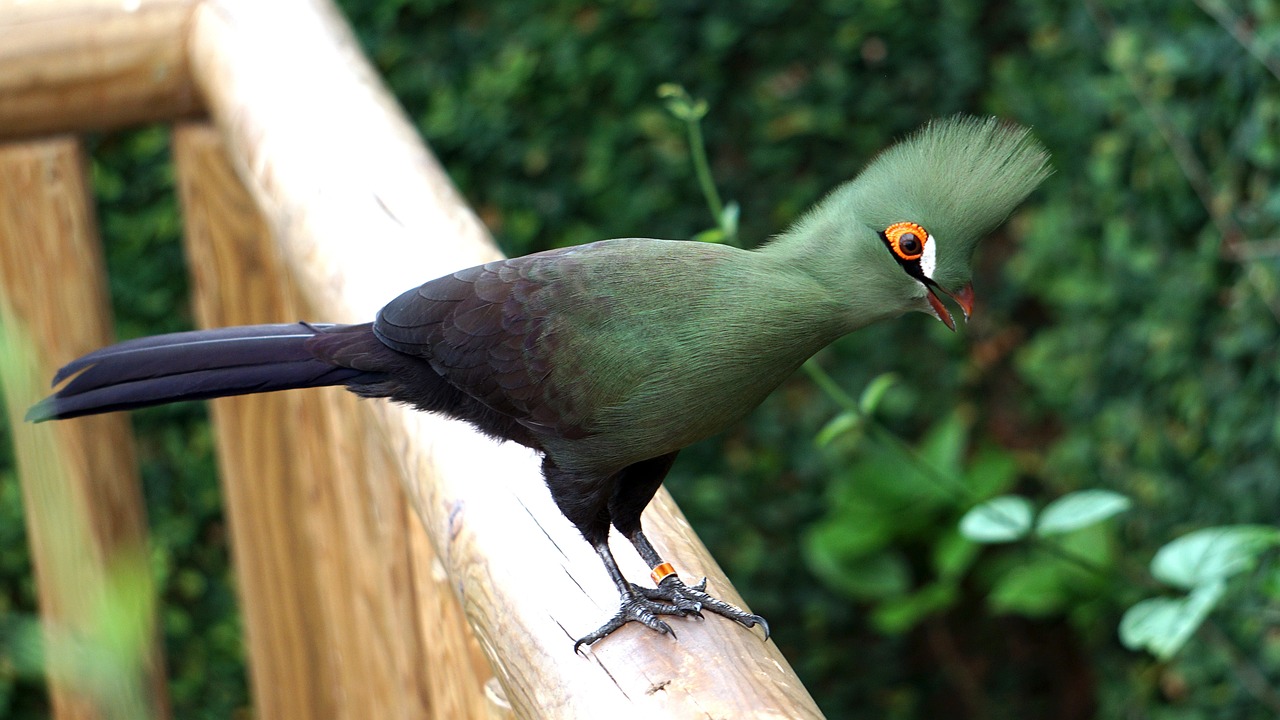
[780,116,1051,329]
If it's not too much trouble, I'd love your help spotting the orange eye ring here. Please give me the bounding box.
[885,221,929,261]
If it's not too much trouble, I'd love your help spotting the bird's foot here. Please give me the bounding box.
[636,574,770,639]
[574,587,697,653]
[574,572,770,653]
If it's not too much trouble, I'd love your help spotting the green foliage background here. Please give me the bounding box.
[2,0,1279,718]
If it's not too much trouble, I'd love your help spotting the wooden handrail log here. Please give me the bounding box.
[187,0,821,717]
[0,0,203,142]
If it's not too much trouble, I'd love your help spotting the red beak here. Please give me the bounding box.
[925,282,976,331]
[926,290,957,331]
[949,283,975,320]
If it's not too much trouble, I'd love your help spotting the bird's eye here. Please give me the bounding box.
[884,221,929,261]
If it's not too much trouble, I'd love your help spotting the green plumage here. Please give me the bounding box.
[519,239,849,473]
[507,115,1051,474]
[776,115,1052,296]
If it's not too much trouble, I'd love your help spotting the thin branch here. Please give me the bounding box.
[801,360,858,412]
[1193,0,1280,84]
[685,113,726,231]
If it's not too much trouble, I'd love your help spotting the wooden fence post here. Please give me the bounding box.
[174,122,501,719]
[0,138,170,720]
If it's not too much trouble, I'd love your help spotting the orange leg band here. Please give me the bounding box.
[650,562,677,585]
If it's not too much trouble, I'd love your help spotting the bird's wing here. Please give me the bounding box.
[372,248,588,439]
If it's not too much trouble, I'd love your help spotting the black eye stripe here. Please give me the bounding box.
[878,230,929,284]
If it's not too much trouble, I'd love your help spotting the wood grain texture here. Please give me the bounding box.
[0,138,170,719]
[187,1,824,717]
[174,123,500,720]
[0,0,203,141]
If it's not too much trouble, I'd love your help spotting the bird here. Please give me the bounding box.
[27,115,1050,651]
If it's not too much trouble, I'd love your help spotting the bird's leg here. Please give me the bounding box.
[579,451,768,645]
[573,539,698,653]
[625,529,770,640]
[603,452,769,641]
[542,455,701,651]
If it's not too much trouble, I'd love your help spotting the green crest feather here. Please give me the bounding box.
[844,115,1051,289]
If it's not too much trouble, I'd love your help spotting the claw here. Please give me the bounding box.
[637,575,767,637]
[574,590,684,651]
[633,582,703,615]
[755,615,771,641]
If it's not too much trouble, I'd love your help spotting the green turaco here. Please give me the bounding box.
[29,115,1050,650]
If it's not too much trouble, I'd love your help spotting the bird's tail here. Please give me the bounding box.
[27,322,379,422]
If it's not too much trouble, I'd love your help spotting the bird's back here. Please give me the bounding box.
[374,238,847,473]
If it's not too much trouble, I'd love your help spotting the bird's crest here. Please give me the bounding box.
[844,115,1051,290]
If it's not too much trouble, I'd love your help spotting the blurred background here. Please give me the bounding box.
[1,0,1278,717]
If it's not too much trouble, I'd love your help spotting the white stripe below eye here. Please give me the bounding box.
[921,234,937,280]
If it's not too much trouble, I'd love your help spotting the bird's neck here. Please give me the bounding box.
[754,224,907,335]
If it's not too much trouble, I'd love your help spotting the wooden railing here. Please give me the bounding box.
[0,1,823,718]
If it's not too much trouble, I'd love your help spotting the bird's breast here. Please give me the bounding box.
[541,293,839,472]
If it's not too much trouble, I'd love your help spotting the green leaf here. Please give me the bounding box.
[870,582,957,634]
[988,562,1072,617]
[691,227,726,243]
[1151,525,1280,590]
[918,409,967,470]
[803,522,905,600]
[963,446,1019,499]
[815,410,861,448]
[1119,582,1225,660]
[858,373,897,416]
[831,552,912,601]
[1035,490,1132,536]
[657,83,705,121]
[959,496,1034,543]
[655,82,683,99]
[719,201,740,237]
[820,491,898,550]
[933,529,979,580]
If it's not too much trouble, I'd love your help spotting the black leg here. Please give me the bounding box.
[627,530,770,640]
[540,456,700,651]
[609,453,770,641]
[607,452,678,538]
[541,456,612,546]
[571,540,694,653]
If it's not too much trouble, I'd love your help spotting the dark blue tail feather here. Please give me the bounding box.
[28,323,377,422]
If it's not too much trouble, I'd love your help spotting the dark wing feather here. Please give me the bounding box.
[373,253,584,439]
